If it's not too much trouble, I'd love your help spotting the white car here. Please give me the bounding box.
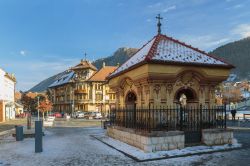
[94,112,103,119]
[72,111,85,118]
[77,112,85,118]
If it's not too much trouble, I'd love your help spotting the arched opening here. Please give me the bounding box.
[174,88,198,106]
[125,91,137,127]
[125,91,137,109]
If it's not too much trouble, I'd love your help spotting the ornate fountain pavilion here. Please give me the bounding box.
[108,34,234,109]
[106,15,235,152]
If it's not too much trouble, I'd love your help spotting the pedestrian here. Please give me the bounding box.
[230,102,237,121]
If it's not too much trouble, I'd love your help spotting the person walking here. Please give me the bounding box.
[230,102,237,121]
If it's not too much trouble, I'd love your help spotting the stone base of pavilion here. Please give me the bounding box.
[107,126,235,153]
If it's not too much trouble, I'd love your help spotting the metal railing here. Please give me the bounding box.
[109,105,226,132]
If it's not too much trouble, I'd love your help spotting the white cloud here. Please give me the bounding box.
[179,35,230,51]
[226,3,244,10]
[146,18,152,22]
[233,4,243,8]
[163,5,176,13]
[232,24,250,38]
[3,57,79,91]
[147,3,176,13]
[148,2,162,8]
[20,50,27,56]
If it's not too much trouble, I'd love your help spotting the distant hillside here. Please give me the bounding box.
[92,47,138,69]
[210,37,250,79]
[28,70,71,92]
[28,47,138,92]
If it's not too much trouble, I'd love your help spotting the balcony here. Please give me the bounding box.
[74,89,87,94]
[105,99,116,103]
[74,99,90,103]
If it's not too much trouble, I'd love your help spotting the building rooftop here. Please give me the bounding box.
[48,71,74,88]
[109,34,234,78]
[71,60,97,71]
[88,66,117,82]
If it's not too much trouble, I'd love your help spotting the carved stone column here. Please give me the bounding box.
[209,85,216,106]
[144,85,150,108]
[199,85,205,105]
[153,84,161,105]
[135,85,142,107]
[166,83,173,105]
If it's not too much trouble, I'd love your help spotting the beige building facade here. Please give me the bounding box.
[48,60,117,115]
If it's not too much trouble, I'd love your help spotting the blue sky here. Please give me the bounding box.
[0,0,250,91]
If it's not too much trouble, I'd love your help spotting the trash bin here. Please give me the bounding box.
[15,125,24,141]
[103,120,109,129]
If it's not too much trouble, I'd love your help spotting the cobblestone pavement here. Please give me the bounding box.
[0,125,250,166]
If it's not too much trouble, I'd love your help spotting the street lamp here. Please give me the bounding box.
[71,84,75,115]
[37,95,40,120]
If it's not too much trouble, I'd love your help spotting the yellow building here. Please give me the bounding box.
[108,34,234,109]
[48,60,117,115]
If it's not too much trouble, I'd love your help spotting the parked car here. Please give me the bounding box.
[94,112,103,119]
[84,112,102,119]
[84,112,96,119]
[16,113,27,118]
[77,112,85,118]
[72,111,86,118]
[54,112,62,118]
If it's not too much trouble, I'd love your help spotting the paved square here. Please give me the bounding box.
[0,125,250,166]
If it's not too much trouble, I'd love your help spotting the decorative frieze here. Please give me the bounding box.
[154,84,161,99]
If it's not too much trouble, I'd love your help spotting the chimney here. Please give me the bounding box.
[103,62,106,67]
[117,63,120,67]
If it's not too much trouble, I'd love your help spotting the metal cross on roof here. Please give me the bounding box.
[84,52,87,60]
[156,14,163,34]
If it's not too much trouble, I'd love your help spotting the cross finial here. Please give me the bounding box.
[84,52,87,60]
[156,14,163,34]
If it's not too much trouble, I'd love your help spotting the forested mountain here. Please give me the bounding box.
[210,37,250,79]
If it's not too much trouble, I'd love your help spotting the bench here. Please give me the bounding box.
[243,114,250,120]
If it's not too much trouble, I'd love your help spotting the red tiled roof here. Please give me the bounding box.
[88,66,117,81]
[109,34,234,79]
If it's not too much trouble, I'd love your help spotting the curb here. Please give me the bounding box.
[91,135,243,162]
[0,128,15,137]
[228,127,250,130]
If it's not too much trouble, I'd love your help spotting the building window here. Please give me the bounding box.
[96,94,103,101]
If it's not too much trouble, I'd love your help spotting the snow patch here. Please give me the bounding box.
[93,134,242,161]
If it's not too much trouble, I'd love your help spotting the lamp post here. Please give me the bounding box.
[71,84,75,115]
[37,96,40,121]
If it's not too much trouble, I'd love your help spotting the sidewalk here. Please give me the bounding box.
[227,120,250,130]
[0,118,27,133]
